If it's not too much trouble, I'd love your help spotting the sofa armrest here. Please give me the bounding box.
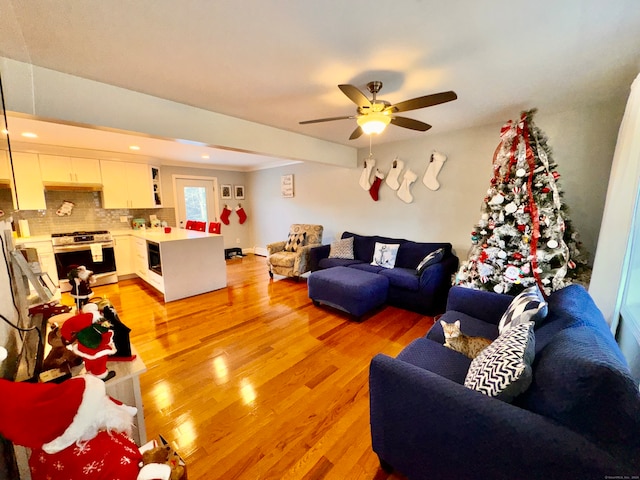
[445,285,514,325]
[369,354,629,480]
[309,244,331,272]
[266,240,286,256]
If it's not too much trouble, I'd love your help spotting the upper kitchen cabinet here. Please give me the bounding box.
[39,154,102,186]
[0,150,11,181]
[11,152,46,210]
[101,160,154,209]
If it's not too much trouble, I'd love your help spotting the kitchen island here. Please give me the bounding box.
[128,228,226,302]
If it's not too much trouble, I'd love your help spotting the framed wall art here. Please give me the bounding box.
[234,185,245,200]
[221,184,232,199]
[281,174,294,198]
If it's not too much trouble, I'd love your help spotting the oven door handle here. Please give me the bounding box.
[53,242,114,253]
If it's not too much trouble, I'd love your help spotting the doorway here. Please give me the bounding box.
[173,176,220,229]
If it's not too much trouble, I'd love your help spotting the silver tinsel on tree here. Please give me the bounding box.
[455,110,588,296]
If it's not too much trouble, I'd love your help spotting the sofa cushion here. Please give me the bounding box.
[498,285,548,334]
[349,263,385,274]
[284,231,306,252]
[269,251,296,268]
[464,321,535,402]
[396,242,452,270]
[516,324,640,449]
[396,337,471,385]
[329,236,354,259]
[371,242,400,269]
[318,257,363,269]
[379,267,420,291]
[416,247,445,274]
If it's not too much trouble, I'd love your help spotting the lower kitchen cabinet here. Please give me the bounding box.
[113,234,134,277]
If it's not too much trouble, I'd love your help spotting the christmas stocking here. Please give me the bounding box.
[385,157,404,190]
[369,169,385,201]
[220,205,232,225]
[359,158,376,190]
[236,205,247,224]
[397,169,418,204]
[423,150,447,191]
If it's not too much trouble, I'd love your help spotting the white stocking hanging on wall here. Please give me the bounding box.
[385,157,404,191]
[397,169,418,204]
[359,157,376,190]
[423,151,448,191]
[56,200,75,216]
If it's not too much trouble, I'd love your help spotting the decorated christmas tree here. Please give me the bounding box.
[455,109,588,296]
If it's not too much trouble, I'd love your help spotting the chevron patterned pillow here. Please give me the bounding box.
[464,321,535,402]
[328,236,355,259]
[498,286,548,334]
[284,232,307,252]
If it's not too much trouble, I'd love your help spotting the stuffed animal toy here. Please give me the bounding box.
[42,324,83,372]
[60,305,117,381]
[67,265,95,308]
[141,444,186,480]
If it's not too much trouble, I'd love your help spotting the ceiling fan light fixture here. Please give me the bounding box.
[357,112,391,135]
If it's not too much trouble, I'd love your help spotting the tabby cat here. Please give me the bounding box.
[440,320,493,359]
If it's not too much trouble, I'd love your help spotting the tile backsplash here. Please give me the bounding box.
[0,189,175,236]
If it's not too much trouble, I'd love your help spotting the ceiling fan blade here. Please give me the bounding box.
[391,116,432,132]
[349,126,363,140]
[299,115,354,125]
[338,84,372,108]
[390,91,457,113]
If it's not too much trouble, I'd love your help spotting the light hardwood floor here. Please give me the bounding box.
[69,254,435,480]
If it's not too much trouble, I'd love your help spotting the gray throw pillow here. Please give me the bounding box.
[328,236,354,259]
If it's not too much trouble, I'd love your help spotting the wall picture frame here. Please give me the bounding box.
[281,174,294,198]
[221,184,232,199]
[234,185,245,200]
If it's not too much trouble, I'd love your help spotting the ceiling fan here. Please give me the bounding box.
[300,81,457,140]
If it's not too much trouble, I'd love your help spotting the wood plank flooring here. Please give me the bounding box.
[67,254,435,479]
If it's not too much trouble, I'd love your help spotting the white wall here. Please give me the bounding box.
[248,101,626,265]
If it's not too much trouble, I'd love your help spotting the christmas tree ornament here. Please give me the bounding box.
[369,169,385,201]
[359,157,376,190]
[397,169,418,203]
[220,205,232,225]
[423,150,447,191]
[385,157,404,190]
[236,204,247,224]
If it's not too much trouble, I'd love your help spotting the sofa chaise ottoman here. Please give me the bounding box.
[308,266,389,319]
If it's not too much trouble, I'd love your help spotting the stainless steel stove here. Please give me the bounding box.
[52,230,118,291]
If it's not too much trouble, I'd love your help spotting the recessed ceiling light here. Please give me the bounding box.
[129,145,140,151]
[21,132,38,138]
[201,154,210,159]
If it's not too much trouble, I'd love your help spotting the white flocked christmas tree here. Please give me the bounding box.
[455,109,588,296]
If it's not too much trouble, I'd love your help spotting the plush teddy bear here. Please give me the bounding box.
[42,324,83,372]
[141,444,186,480]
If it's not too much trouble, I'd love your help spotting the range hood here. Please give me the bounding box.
[43,182,102,192]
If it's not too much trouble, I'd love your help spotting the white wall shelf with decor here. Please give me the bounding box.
[151,165,162,207]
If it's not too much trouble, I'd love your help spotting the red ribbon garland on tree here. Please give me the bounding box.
[519,113,544,294]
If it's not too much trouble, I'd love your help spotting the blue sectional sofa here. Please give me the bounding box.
[369,284,640,480]
[309,231,458,315]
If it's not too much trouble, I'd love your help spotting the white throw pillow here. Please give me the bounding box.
[370,242,399,269]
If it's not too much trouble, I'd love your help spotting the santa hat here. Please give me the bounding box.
[0,375,110,454]
[60,312,94,342]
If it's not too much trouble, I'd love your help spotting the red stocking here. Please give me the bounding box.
[236,205,247,225]
[369,169,385,201]
[220,205,232,225]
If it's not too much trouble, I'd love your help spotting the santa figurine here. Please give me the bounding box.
[0,374,142,480]
[67,265,95,310]
[60,304,117,381]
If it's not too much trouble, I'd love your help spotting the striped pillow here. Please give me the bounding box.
[329,236,354,259]
[464,321,535,402]
[498,286,548,334]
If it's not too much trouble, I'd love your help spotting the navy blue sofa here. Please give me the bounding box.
[369,284,640,480]
[309,231,458,315]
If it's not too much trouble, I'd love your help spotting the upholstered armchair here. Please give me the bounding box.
[267,224,323,279]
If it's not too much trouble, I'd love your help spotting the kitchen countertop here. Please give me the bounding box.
[115,228,221,243]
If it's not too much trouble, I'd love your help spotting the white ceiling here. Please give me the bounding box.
[1,0,640,169]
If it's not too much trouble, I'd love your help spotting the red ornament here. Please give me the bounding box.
[552,171,560,179]
[479,250,488,262]
[517,224,526,232]
[541,187,550,193]
[513,252,524,260]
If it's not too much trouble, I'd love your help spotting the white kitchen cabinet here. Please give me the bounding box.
[113,234,134,276]
[133,236,148,280]
[0,150,11,181]
[11,152,45,210]
[101,160,154,209]
[18,239,59,286]
[39,154,102,185]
